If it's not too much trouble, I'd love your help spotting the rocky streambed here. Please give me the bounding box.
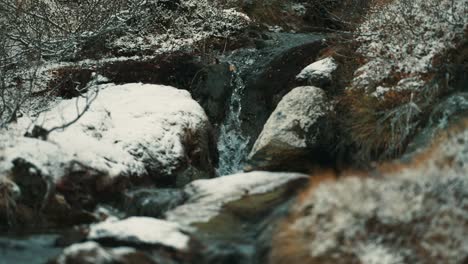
[0,32,329,264]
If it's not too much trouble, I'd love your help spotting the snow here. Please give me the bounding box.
[56,242,140,264]
[352,0,468,94]
[166,171,307,227]
[110,1,250,54]
[0,133,73,183]
[296,57,337,81]
[88,217,190,251]
[57,242,114,264]
[358,244,404,264]
[1,83,210,182]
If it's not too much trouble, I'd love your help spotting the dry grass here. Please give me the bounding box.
[336,88,418,164]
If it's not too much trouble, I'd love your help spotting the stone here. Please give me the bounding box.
[246,86,330,171]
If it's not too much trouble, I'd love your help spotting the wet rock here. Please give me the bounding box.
[235,33,325,145]
[122,188,185,218]
[190,63,234,125]
[246,86,331,172]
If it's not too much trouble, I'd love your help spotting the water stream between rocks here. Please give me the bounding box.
[0,33,323,264]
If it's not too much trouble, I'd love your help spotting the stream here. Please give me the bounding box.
[0,32,323,264]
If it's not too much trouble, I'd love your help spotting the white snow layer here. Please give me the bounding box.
[0,83,209,182]
[57,242,115,264]
[88,217,190,251]
[296,57,337,81]
[166,171,307,227]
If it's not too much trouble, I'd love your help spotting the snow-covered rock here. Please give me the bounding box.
[17,83,216,185]
[166,171,307,227]
[0,83,216,226]
[246,86,329,171]
[296,57,337,87]
[53,242,154,264]
[88,217,190,251]
[271,121,468,264]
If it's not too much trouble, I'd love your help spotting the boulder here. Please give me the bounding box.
[246,86,331,172]
[0,83,217,227]
[21,83,217,186]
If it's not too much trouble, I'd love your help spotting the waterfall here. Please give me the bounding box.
[216,64,250,176]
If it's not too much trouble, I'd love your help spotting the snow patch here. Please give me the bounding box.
[88,217,190,251]
[296,57,337,82]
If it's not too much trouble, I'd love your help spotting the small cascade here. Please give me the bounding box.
[216,63,251,176]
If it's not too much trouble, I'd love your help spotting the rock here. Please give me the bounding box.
[270,119,468,264]
[19,83,217,186]
[88,217,192,251]
[122,188,185,218]
[246,86,331,172]
[166,171,307,228]
[233,33,325,145]
[190,63,235,125]
[296,57,338,88]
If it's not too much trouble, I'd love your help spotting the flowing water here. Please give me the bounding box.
[0,233,62,264]
[216,65,250,176]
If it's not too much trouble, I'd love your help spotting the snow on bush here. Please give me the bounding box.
[352,0,468,94]
[110,0,250,54]
[272,123,468,263]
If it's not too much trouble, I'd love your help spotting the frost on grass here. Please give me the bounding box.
[1,83,212,183]
[88,217,190,251]
[276,125,468,263]
[351,0,468,96]
[166,171,307,227]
